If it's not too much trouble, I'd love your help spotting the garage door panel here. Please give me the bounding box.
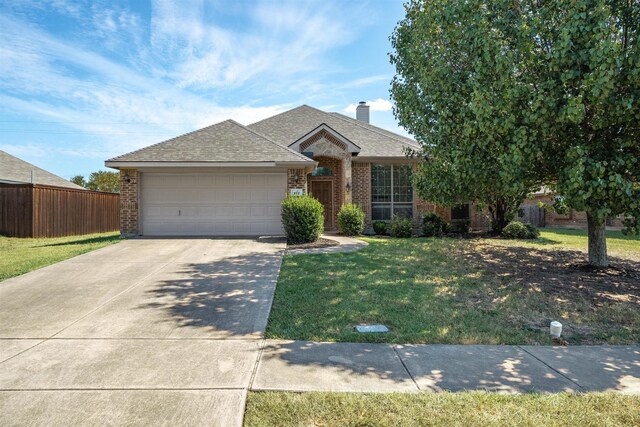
[141,172,286,236]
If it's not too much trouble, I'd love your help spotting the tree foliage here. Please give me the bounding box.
[70,175,86,187]
[390,0,640,265]
[72,171,120,193]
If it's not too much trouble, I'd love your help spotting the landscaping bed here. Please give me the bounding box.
[286,237,339,251]
[244,391,640,427]
[266,229,640,345]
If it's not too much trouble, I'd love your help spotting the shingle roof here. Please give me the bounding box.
[248,105,420,157]
[107,119,313,163]
[0,150,85,190]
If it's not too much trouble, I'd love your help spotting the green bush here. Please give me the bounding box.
[502,221,540,239]
[422,212,447,237]
[389,216,415,238]
[281,195,324,244]
[337,204,365,236]
[450,219,471,233]
[373,221,388,235]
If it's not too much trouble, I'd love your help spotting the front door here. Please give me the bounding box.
[311,180,333,229]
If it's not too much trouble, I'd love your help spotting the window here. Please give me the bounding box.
[371,164,413,220]
[451,204,470,221]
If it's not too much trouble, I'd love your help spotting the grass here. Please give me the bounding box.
[0,232,122,281]
[244,391,640,427]
[266,228,640,345]
[499,227,640,260]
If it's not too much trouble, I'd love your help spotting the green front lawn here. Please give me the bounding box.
[266,229,640,345]
[0,232,121,281]
[501,227,640,260]
[244,391,640,427]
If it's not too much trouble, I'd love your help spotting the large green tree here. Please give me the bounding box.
[72,171,120,193]
[87,171,120,192]
[391,0,544,232]
[391,0,640,267]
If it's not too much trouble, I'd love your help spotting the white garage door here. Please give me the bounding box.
[141,172,286,236]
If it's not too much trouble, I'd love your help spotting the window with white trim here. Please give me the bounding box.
[371,164,413,220]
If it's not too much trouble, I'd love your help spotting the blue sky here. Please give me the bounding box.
[0,0,409,179]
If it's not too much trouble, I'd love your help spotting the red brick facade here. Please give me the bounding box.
[119,169,138,236]
[352,161,372,227]
[286,168,307,194]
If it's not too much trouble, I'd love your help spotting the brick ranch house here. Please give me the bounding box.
[106,103,489,237]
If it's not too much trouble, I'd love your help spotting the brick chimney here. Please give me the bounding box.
[356,101,370,124]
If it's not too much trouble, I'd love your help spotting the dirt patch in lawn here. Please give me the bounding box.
[287,238,339,251]
[461,242,640,344]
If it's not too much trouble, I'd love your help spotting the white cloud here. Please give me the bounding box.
[0,143,49,158]
[0,15,292,162]
[149,0,360,90]
[344,98,394,113]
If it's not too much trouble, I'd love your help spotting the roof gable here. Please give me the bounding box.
[248,105,419,158]
[289,123,361,154]
[0,150,85,190]
[107,119,314,164]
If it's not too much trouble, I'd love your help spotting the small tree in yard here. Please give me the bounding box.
[87,171,120,193]
[391,0,640,267]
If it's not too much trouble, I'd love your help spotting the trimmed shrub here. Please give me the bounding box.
[422,212,447,237]
[450,219,471,233]
[281,195,324,244]
[389,216,414,238]
[502,221,540,239]
[373,221,388,235]
[337,204,365,236]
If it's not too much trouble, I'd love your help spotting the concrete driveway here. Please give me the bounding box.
[0,238,285,426]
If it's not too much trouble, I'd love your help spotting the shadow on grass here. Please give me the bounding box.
[269,238,640,345]
[37,234,121,247]
[531,236,562,245]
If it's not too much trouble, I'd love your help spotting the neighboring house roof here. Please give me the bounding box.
[107,119,314,165]
[0,150,85,190]
[248,105,420,158]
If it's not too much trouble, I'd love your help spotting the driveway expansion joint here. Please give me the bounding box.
[516,345,587,392]
[392,344,420,391]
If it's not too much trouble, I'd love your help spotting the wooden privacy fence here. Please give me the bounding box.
[516,205,546,228]
[0,184,119,238]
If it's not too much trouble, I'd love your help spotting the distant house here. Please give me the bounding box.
[519,190,625,230]
[0,150,119,237]
[0,150,85,189]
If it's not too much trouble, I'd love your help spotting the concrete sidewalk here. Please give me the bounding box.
[252,341,640,394]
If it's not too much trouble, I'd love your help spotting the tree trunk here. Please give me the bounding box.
[587,211,608,267]
[491,198,509,233]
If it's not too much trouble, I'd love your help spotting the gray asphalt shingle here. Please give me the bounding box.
[249,105,420,157]
[0,150,85,190]
[108,120,313,163]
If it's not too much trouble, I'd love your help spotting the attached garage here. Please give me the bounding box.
[140,172,286,236]
[106,119,315,237]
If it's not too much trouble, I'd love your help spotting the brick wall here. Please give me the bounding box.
[352,161,371,227]
[287,169,307,194]
[119,169,138,236]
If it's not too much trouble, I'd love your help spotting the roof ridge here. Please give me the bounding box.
[247,105,309,127]
[328,112,419,147]
[107,120,232,161]
[226,119,313,162]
